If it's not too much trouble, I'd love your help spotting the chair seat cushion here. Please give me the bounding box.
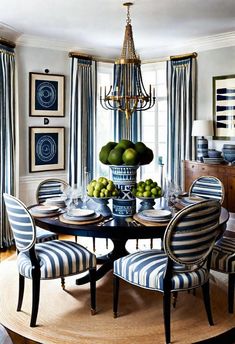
[211,237,235,273]
[17,240,96,279]
[114,250,209,291]
[36,227,58,243]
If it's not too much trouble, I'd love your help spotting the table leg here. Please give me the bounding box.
[75,238,129,285]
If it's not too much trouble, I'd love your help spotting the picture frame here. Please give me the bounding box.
[29,127,65,172]
[213,74,235,140]
[29,72,65,117]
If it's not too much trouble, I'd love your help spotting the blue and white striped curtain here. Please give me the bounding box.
[167,57,196,188]
[113,63,141,142]
[69,57,97,186]
[0,43,16,248]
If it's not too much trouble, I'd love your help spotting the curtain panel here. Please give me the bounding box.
[69,57,97,187]
[0,44,16,249]
[113,63,141,142]
[167,57,196,188]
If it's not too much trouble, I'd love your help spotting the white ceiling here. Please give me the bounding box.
[1,0,235,60]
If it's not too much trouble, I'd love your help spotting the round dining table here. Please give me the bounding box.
[32,206,229,285]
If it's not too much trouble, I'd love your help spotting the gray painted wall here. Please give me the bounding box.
[197,46,235,151]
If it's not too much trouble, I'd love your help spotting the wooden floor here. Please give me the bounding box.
[1,216,235,344]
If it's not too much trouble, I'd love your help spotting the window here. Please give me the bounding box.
[140,62,167,185]
[96,61,167,185]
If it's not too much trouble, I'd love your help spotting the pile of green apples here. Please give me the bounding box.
[87,177,119,198]
[132,179,162,198]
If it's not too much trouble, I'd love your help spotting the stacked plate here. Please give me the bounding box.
[44,196,67,208]
[30,205,60,216]
[63,209,100,222]
[138,209,172,222]
[203,157,224,164]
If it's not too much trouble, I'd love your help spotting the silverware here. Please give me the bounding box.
[97,217,113,226]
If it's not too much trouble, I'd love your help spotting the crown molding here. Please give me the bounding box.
[16,31,235,60]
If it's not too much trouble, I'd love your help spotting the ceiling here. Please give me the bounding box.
[1,0,235,60]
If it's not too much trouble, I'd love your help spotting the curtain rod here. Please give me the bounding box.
[69,51,114,63]
[0,37,16,49]
[170,52,197,60]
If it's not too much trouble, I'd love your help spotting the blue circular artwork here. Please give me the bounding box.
[36,135,57,162]
[36,81,57,108]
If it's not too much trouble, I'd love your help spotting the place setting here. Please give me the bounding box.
[174,195,205,209]
[59,208,103,225]
[29,204,65,218]
[133,209,173,226]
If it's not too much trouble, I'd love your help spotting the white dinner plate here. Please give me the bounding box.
[31,205,59,214]
[63,212,99,222]
[141,209,172,218]
[67,209,95,218]
[180,196,204,204]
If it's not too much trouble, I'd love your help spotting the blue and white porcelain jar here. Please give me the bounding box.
[109,165,139,217]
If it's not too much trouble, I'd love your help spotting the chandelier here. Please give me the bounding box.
[100,2,156,137]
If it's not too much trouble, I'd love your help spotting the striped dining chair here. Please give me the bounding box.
[189,176,224,204]
[35,178,69,243]
[3,193,96,327]
[113,200,221,344]
[211,236,235,313]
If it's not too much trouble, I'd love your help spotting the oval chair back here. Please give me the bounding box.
[36,178,69,204]
[3,193,36,252]
[189,176,224,204]
[163,199,221,271]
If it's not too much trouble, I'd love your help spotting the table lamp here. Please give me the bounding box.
[192,120,214,162]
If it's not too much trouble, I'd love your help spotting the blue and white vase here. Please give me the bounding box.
[109,165,139,217]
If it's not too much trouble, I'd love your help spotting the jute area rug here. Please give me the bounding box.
[0,255,234,344]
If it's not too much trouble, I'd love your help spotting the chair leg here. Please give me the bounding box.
[172,291,178,308]
[113,275,120,318]
[228,273,235,313]
[75,236,78,243]
[30,272,40,327]
[17,274,25,311]
[201,281,214,326]
[163,289,171,344]
[89,267,96,315]
[61,277,65,290]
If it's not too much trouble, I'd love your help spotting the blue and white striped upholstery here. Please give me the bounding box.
[114,250,209,291]
[189,176,224,203]
[36,179,68,204]
[35,227,58,243]
[211,237,235,273]
[3,193,96,277]
[114,200,221,292]
[18,240,96,279]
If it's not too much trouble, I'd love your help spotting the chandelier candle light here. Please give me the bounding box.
[100,2,156,139]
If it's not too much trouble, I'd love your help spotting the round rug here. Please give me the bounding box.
[0,256,234,344]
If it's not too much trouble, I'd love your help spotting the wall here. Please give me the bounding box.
[16,45,70,205]
[197,46,235,150]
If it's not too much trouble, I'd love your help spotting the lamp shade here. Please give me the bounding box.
[192,120,214,137]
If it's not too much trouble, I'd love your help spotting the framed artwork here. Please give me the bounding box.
[29,72,65,117]
[29,127,65,172]
[213,74,235,140]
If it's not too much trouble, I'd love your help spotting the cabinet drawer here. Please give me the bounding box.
[184,162,198,173]
[198,165,224,175]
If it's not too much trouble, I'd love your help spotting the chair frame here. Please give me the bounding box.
[189,175,225,204]
[113,200,221,344]
[4,194,96,327]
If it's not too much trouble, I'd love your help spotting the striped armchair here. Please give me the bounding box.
[35,178,69,243]
[211,236,235,313]
[3,194,96,327]
[113,200,221,344]
[189,176,224,204]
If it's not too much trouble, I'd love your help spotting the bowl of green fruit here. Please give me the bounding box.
[132,179,163,211]
[87,177,119,216]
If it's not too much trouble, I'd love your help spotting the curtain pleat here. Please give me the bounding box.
[167,57,196,188]
[69,58,96,187]
[0,45,16,248]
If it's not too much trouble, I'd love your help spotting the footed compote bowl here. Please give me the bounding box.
[89,197,112,217]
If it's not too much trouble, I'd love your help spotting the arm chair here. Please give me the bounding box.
[3,193,96,327]
[211,236,235,313]
[113,200,221,344]
[35,178,69,243]
[189,176,225,204]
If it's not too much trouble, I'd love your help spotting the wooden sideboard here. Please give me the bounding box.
[183,160,235,213]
